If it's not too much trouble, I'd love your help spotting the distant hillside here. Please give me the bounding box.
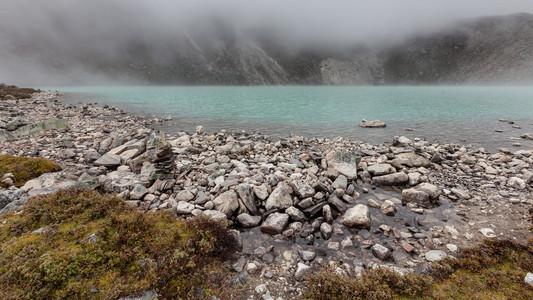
[1,13,532,85]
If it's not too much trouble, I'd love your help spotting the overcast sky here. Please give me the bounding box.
[1,0,533,84]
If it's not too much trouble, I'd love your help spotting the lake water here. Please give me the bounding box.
[51,86,533,152]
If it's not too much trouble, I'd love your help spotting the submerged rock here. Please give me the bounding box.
[359,119,386,128]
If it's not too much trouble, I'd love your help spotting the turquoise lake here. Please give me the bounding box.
[52,86,533,151]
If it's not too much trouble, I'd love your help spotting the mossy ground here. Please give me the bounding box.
[305,239,533,300]
[0,155,62,188]
[0,85,40,100]
[0,189,239,299]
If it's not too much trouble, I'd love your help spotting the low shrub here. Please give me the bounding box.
[305,239,533,300]
[0,155,62,188]
[0,85,40,100]
[0,189,239,299]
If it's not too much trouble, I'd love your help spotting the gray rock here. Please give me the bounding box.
[331,174,348,190]
[372,172,409,186]
[130,184,148,200]
[298,250,316,261]
[253,185,269,200]
[416,183,440,199]
[372,244,391,261]
[100,171,144,193]
[395,152,431,167]
[507,177,526,190]
[176,201,195,214]
[320,222,333,240]
[402,188,431,208]
[286,206,306,222]
[359,119,386,128]
[451,188,471,200]
[479,227,497,238]
[521,133,533,140]
[118,291,158,300]
[380,200,397,216]
[260,212,289,234]
[290,180,315,198]
[202,210,227,221]
[94,153,122,168]
[196,125,205,135]
[294,263,311,281]
[232,257,247,272]
[236,184,258,215]
[425,250,447,262]
[213,190,239,217]
[265,185,293,210]
[368,164,396,176]
[525,273,533,286]
[176,190,195,202]
[236,213,262,227]
[13,118,66,136]
[326,150,359,179]
[341,204,371,228]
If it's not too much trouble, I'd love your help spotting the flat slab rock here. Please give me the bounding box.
[359,120,386,128]
[260,212,289,234]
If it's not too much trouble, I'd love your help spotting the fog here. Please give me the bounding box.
[1,0,533,85]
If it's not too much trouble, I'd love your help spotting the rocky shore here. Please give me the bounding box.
[1,91,532,299]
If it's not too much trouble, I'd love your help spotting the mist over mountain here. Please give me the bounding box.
[1,0,532,85]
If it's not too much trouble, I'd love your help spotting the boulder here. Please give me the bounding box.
[395,152,431,168]
[367,164,396,176]
[507,177,526,190]
[331,174,348,190]
[425,250,447,262]
[260,213,289,234]
[94,153,122,168]
[325,151,359,179]
[371,172,409,186]
[265,185,293,210]
[341,204,371,228]
[372,244,391,260]
[213,190,239,217]
[202,210,228,221]
[290,180,315,198]
[401,189,431,208]
[236,184,258,215]
[236,213,262,227]
[100,171,144,193]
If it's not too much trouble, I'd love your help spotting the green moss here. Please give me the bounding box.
[0,189,239,299]
[0,85,40,100]
[0,155,62,188]
[305,239,533,300]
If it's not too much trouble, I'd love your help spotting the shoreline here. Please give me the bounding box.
[1,91,532,298]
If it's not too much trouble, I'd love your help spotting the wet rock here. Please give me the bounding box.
[402,189,430,208]
[359,119,386,128]
[326,150,359,179]
[260,212,289,234]
[372,244,391,260]
[213,190,239,217]
[265,185,293,210]
[236,213,262,227]
[341,204,371,229]
[425,250,447,262]
[320,222,332,240]
[372,172,409,186]
[368,164,396,176]
[236,184,258,215]
[380,200,397,216]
